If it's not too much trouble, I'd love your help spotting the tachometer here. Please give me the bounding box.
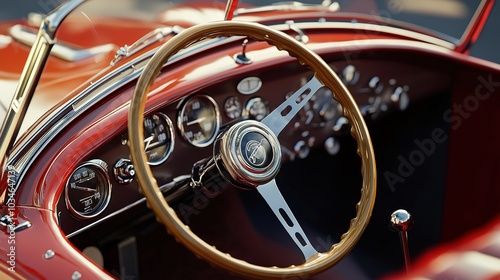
[65,159,111,220]
[178,94,220,147]
[143,113,175,165]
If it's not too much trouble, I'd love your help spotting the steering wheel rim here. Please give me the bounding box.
[129,20,376,279]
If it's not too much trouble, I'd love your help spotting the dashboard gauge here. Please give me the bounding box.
[288,86,340,127]
[178,94,220,147]
[65,160,111,220]
[224,96,242,119]
[237,76,262,95]
[313,87,340,123]
[143,113,174,165]
[244,97,268,121]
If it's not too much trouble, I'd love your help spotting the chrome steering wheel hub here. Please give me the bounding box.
[215,120,281,188]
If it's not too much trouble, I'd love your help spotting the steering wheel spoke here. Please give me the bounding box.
[257,179,319,260]
[262,76,323,136]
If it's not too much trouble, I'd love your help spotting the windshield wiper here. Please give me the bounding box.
[111,26,183,66]
[234,1,339,15]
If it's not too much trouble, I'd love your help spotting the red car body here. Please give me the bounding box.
[0,0,499,279]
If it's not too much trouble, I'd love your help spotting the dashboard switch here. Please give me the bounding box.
[113,158,135,184]
[391,86,410,111]
[294,140,309,159]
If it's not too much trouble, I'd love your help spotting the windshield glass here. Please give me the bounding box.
[0,0,485,43]
[332,0,483,41]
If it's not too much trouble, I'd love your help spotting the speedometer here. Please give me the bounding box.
[178,94,220,147]
[65,159,111,220]
[143,113,174,165]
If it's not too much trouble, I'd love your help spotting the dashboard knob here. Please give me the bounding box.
[391,86,410,111]
[368,76,383,94]
[333,116,349,132]
[294,140,309,159]
[389,209,413,232]
[113,158,135,184]
[389,209,413,273]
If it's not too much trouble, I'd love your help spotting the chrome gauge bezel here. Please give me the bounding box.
[178,94,221,148]
[143,112,175,166]
[64,159,112,220]
[243,97,269,121]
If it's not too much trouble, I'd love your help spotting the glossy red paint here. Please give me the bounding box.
[0,207,113,279]
[13,31,496,209]
[1,2,499,278]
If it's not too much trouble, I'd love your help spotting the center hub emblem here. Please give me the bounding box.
[240,131,273,169]
[245,139,267,167]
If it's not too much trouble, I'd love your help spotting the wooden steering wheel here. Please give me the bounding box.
[129,20,376,279]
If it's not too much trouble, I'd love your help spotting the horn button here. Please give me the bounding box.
[241,132,273,169]
[214,120,281,188]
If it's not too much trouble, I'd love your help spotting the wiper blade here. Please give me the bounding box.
[235,1,339,15]
[111,26,183,66]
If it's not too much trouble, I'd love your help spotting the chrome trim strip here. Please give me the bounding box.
[277,21,456,50]
[66,195,147,238]
[235,2,340,14]
[9,24,116,62]
[66,175,191,238]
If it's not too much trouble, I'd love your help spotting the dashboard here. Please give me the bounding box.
[56,55,450,238]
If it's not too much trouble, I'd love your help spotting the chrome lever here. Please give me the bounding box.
[286,20,309,43]
[389,209,414,273]
[111,26,183,65]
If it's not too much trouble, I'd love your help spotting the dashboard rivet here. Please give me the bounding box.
[44,249,55,260]
[71,271,82,280]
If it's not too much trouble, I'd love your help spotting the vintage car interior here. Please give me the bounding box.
[0,0,499,279]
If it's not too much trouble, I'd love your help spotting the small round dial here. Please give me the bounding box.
[143,113,174,165]
[244,97,268,121]
[313,87,340,123]
[224,96,242,119]
[178,94,220,147]
[65,160,111,220]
